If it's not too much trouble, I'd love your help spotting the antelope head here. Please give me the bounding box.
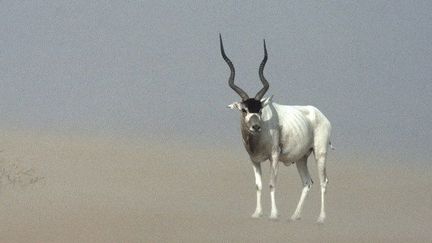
[220,34,271,134]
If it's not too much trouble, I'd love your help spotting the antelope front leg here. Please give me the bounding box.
[269,154,280,220]
[251,162,263,218]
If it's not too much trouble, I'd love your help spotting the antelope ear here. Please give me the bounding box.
[227,102,241,110]
[261,95,273,106]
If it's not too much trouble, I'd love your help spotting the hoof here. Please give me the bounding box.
[269,213,279,221]
[290,215,301,221]
[251,212,263,219]
[316,216,325,224]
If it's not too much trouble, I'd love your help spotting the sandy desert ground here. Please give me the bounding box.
[0,129,430,242]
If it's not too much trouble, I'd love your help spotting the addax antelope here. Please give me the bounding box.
[220,34,332,223]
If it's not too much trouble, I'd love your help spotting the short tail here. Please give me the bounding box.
[329,141,335,150]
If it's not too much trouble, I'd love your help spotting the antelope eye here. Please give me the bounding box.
[241,109,247,113]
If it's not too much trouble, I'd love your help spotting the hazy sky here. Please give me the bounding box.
[1,1,431,163]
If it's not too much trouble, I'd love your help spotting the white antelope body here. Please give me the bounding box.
[220,35,332,223]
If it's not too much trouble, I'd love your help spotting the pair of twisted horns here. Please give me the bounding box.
[219,34,269,101]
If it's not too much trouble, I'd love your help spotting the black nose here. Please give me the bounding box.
[252,125,261,131]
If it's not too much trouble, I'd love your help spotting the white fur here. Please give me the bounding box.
[229,96,332,223]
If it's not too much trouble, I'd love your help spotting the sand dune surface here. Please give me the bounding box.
[0,130,430,242]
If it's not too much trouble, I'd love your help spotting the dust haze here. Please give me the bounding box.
[1,1,431,242]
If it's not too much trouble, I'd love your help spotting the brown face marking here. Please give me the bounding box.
[242,98,262,113]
